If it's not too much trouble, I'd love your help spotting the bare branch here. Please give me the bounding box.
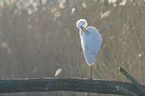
[0,77,145,95]
[120,67,145,95]
[116,86,138,96]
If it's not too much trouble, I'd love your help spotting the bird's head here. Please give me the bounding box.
[76,19,88,29]
[76,19,90,35]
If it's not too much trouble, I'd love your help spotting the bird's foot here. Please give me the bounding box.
[89,77,93,80]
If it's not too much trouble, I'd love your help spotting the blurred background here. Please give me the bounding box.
[0,0,145,96]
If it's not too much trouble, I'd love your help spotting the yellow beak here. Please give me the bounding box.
[80,26,90,36]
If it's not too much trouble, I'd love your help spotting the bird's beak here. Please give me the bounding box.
[80,26,90,35]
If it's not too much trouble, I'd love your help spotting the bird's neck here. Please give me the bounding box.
[79,29,83,36]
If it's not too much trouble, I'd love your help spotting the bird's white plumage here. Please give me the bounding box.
[76,19,87,29]
[76,19,102,66]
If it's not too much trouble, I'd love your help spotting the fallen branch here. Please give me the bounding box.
[116,86,138,96]
[120,67,145,95]
[0,77,145,95]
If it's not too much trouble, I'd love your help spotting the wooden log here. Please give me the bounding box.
[0,77,144,95]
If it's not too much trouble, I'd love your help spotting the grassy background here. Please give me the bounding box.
[0,0,145,96]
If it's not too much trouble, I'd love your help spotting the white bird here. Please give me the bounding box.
[76,19,102,79]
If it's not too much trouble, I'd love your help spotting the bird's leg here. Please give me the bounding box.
[89,65,93,80]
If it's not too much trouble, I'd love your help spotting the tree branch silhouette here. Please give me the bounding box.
[0,67,145,96]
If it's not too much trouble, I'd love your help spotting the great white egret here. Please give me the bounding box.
[76,19,102,79]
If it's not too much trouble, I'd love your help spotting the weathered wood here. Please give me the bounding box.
[120,67,145,95]
[116,86,138,96]
[0,77,145,95]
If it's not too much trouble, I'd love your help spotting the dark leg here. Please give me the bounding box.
[89,65,93,80]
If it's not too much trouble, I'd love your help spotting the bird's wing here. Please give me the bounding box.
[81,26,102,65]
